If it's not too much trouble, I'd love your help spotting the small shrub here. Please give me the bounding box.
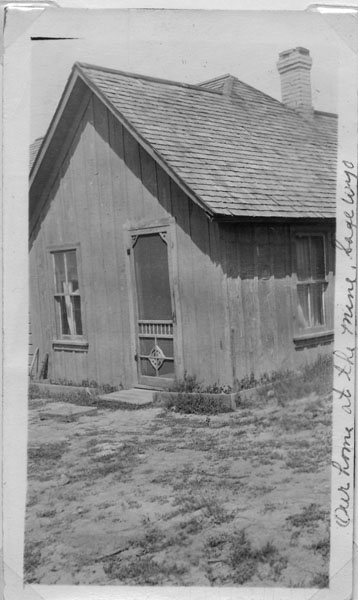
[228,531,288,584]
[168,392,232,415]
[28,384,47,400]
[309,536,330,559]
[169,372,232,394]
[205,382,233,394]
[28,441,68,462]
[103,554,187,584]
[207,502,234,524]
[169,372,202,393]
[309,572,329,588]
[256,354,333,405]
[206,532,227,548]
[236,373,257,391]
[23,541,42,583]
[301,354,333,396]
[179,516,203,534]
[229,530,259,584]
[286,503,329,531]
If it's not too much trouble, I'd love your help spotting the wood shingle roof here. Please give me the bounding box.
[31,63,338,220]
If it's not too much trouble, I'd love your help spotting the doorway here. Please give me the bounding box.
[129,227,176,387]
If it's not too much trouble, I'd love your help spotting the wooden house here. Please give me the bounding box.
[29,47,337,389]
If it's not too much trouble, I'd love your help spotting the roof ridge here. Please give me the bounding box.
[232,78,285,107]
[314,110,338,119]
[198,72,287,108]
[75,62,222,95]
[198,73,233,86]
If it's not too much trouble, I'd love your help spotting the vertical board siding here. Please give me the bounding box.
[238,225,257,376]
[30,94,177,387]
[69,101,99,384]
[187,202,215,380]
[225,223,320,381]
[208,222,232,384]
[156,166,172,214]
[270,226,292,370]
[92,95,122,385]
[30,90,335,388]
[221,224,245,381]
[107,117,133,387]
[170,181,198,377]
[122,128,145,217]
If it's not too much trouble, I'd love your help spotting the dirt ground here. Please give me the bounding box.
[24,391,331,587]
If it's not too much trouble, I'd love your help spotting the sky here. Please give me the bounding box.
[30,9,343,142]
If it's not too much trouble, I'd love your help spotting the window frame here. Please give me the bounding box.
[48,244,88,350]
[295,232,327,331]
[123,217,184,385]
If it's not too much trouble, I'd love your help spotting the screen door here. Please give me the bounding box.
[132,231,175,386]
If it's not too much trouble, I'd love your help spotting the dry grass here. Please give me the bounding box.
[25,368,332,587]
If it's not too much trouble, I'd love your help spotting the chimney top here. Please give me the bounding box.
[278,47,310,61]
[277,47,313,118]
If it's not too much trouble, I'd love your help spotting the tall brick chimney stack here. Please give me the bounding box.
[277,47,313,119]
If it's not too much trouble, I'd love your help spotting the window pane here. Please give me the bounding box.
[57,297,70,335]
[296,237,310,280]
[297,284,310,328]
[66,251,79,293]
[310,283,324,326]
[139,358,174,378]
[54,253,66,293]
[133,233,172,320]
[158,360,175,378]
[53,250,83,338]
[139,338,173,358]
[310,237,325,280]
[72,296,83,335]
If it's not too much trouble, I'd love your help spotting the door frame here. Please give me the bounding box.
[124,217,183,388]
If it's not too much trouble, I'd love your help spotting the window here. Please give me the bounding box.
[295,235,327,330]
[52,250,83,337]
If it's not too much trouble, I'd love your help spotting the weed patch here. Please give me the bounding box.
[309,536,330,559]
[28,385,122,411]
[286,504,329,532]
[165,393,232,415]
[229,533,287,584]
[257,355,332,405]
[309,572,329,588]
[28,441,68,462]
[205,530,288,585]
[23,541,42,583]
[169,373,232,394]
[25,365,332,587]
[103,555,187,584]
[285,435,331,473]
[73,443,139,482]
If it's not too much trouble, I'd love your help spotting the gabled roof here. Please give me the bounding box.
[30,63,338,220]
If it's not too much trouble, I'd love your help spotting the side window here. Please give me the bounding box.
[52,249,83,338]
[295,235,327,330]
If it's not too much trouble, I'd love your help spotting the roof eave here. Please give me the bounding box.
[212,213,336,223]
[30,65,80,187]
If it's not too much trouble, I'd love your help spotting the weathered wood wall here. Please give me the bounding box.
[29,92,335,388]
[29,93,230,387]
[221,222,335,382]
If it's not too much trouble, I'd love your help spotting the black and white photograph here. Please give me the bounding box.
[2,4,357,598]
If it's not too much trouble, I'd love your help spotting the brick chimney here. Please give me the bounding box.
[277,47,313,119]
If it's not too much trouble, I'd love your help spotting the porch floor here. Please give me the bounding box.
[98,388,154,407]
